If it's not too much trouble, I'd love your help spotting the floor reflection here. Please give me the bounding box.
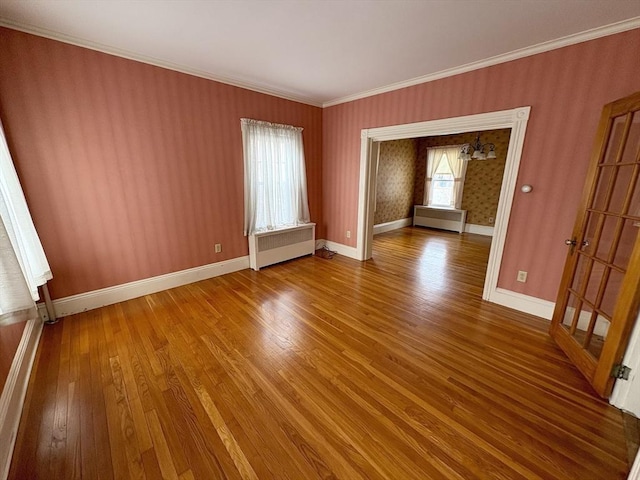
[416,237,451,294]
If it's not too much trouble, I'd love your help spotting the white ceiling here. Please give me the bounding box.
[1,1,639,107]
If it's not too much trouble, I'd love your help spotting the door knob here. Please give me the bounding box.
[565,238,578,254]
[565,238,588,254]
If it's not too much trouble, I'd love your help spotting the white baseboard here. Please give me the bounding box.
[464,223,494,236]
[324,240,359,260]
[0,318,43,480]
[490,287,555,320]
[53,256,250,317]
[490,288,609,335]
[373,217,412,235]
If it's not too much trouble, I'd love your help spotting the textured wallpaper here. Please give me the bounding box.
[322,29,640,300]
[374,139,417,225]
[415,129,511,226]
[0,28,323,298]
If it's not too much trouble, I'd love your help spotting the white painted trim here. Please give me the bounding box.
[316,238,359,261]
[490,289,609,336]
[483,108,530,302]
[53,256,249,317]
[490,288,555,320]
[358,107,531,307]
[0,318,43,480]
[629,449,640,480]
[323,18,640,107]
[373,217,412,235]
[324,241,359,260]
[464,224,494,236]
[610,310,640,416]
[0,21,322,108]
[361,109,527,142]
[357,137,379,261]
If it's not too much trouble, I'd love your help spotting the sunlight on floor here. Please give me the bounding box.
[417,237,451,293]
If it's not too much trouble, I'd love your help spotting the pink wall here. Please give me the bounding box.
[0,28,323,299]
[322,29,640,302]
[1,27,639,304]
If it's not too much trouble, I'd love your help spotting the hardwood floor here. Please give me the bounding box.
[623,412,640,467]
[9,227,631,479]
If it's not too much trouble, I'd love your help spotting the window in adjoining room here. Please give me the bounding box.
[424,146,467,209]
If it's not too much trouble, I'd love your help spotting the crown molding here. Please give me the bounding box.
[0,19,323,108]
[323,17,640,108]
[1,16,638,110]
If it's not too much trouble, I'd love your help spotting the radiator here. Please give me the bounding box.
[413,206,467,233]
[248,223,316,271]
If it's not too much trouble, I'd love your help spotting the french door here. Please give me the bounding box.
[550,91,640,398]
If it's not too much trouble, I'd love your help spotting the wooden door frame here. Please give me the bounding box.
[356,106,531,302]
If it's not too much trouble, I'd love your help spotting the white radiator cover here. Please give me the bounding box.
[248,223,316,271]
[413,206,467,234]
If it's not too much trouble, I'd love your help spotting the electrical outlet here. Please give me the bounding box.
[346,230,351,239]
[215,244,222,253]
[517,271,527,283]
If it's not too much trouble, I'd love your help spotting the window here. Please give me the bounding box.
[241,119,310,235]
[1,120,52,326]
[424,146,467,209]
[431,164,455,207]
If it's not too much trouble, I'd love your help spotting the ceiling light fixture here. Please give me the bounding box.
[459,133,497,160]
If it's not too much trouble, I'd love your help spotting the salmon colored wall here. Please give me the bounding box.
[1,27,639,304]
[0,28,323,299]
[323,29,640,302]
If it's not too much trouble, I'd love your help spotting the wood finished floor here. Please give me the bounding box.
[9,227,631,479]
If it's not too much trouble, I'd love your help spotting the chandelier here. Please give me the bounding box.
[459,133,496,160]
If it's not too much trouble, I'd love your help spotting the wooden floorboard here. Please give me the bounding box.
[623,412,640,467]
[8,227,631,479]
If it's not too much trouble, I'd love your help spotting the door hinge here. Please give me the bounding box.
[611,364,631,380]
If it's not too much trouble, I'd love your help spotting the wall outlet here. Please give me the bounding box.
[517,271,527,283]
[215,244,222,253]
[346,230,351,239]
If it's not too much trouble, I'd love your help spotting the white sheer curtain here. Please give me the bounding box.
[423,145,467,209]
[0,119,52,326]
[241,118,310,235]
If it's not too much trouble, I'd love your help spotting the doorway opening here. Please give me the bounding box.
[357,107,531,302]
[371,129,511,290]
